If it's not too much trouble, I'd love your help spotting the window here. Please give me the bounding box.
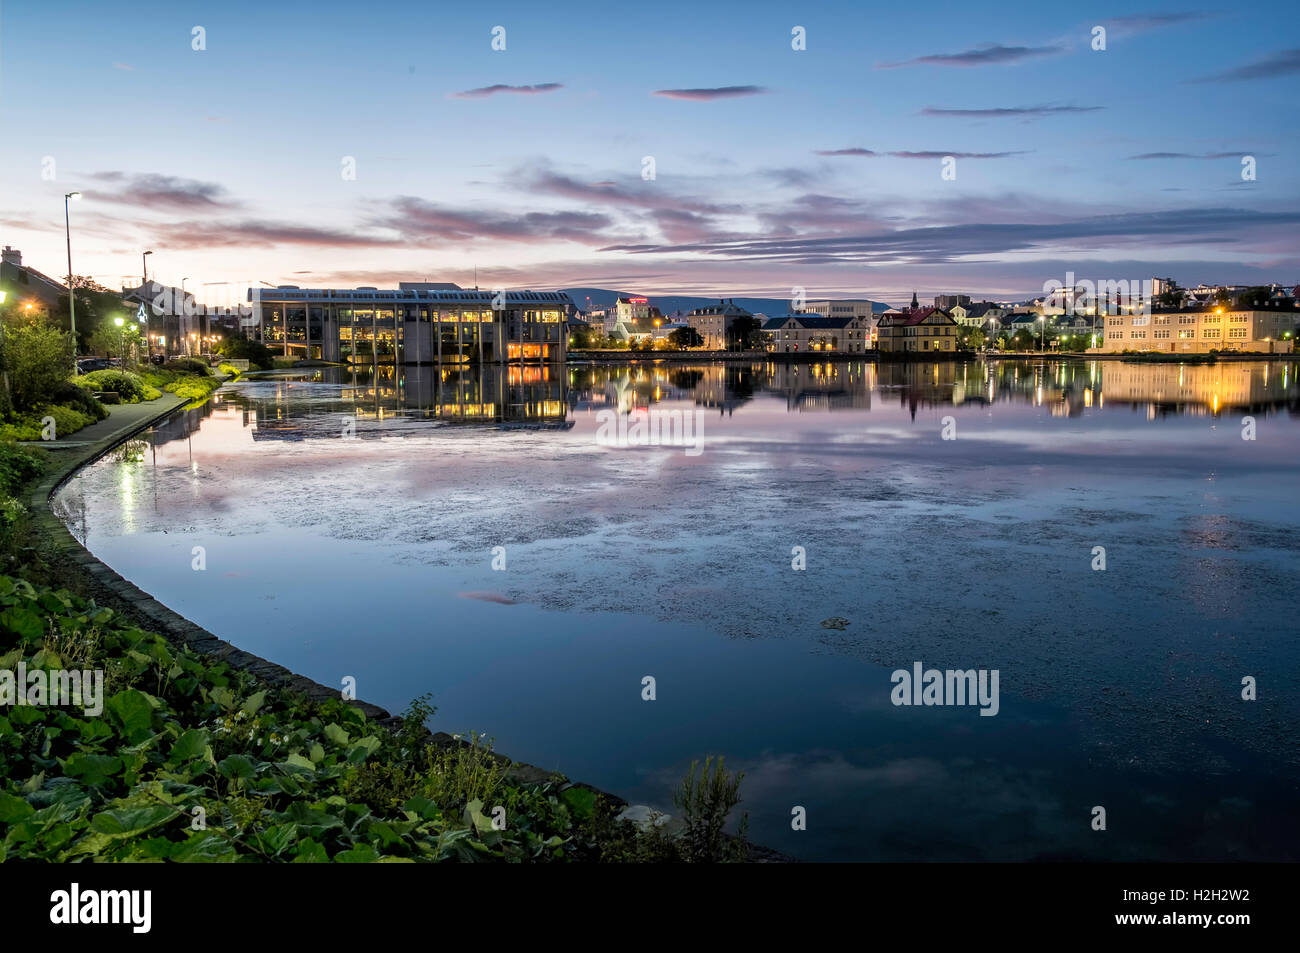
[1178,330,1194,339]
[1203,328,1220,338]
[1229,328,1247,338]
[1154,330,1170,339]
[1154,316,1170,325]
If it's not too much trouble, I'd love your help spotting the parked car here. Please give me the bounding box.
[76,357,111,373]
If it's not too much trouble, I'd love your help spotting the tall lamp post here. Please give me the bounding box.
[181,277,190,355]
[0,290,9,406]
[142,250,155,360]
[114,316,125,365]
[64,191,81,371]
[1038,315,1046,352]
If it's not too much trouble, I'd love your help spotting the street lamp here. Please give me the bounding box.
[114,315,125,363]
[64,191,81,371]
[0,290,8,405]
[1038,315,1046,351]
[142,251,153,287]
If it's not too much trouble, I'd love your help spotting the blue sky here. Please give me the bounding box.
[1,0,1297,306]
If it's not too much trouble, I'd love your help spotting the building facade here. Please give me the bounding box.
[876,307,959,353]
[934,294,971,310]
[607,296,660,341]
[1093,305,1297,354]
[762,314,873,353]
[950,302,1007,328]
[248,283,572,363]
[794,299,879,345]
[685,299,753,349]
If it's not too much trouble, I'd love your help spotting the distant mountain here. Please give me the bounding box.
[563,287,891,318]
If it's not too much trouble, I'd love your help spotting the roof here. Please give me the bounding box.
[248,288,573,305]
[762,314,860,330]
[685,301,752,317]
[880,307,953,327]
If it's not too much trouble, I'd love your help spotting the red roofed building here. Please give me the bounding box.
[876,306,959,353]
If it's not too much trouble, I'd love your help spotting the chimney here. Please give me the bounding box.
[1,246,20,267]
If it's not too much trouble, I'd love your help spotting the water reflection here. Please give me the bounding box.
[53,356,1300,861]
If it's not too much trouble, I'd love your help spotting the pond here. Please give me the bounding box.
[54,359,1300,861]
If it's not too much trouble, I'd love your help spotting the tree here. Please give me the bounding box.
[216,335,275,370]
[7,322,74,411]
[568,326,598,349]
[1235,286,1273,307]
[669,326,704,349]
[51,277,129,354]
[728,316,761,351]
[1156,280,1185,309]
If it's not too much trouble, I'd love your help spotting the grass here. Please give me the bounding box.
[0,405,99,442]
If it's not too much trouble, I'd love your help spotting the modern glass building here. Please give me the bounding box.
[247,283,573,363]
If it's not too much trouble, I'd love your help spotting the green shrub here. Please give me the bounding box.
[76,369,160,403]
[163,358,210,377]
[47,382,108,422]
[164,376,221,402]
[0,443,44,496]
[0,404,95,441]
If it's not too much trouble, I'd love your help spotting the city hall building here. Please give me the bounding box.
[248,283,574,363]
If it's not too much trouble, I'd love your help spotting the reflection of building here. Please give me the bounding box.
[248,284,572,363]
[761,314,872,353]
[764,362,873,410]
[237,364,571,438]
[1094,305,1297,354]
[1098,361,1296,415]
[688,363,757,414]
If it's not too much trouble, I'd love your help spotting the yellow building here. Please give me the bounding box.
[1093,305,1296,354]
[876,307,959,353]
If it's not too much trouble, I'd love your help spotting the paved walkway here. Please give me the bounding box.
[20,393,188,451]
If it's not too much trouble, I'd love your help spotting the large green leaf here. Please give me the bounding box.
[105,689,156,744]
[88,803,178,839]
[0,606,43,643]
[63,753,123,787]
[0,790,35,823]
[217,754,256,781]
[168,728,210,764]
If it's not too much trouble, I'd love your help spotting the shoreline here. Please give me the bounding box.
[23,387,796,857]
[567,349,1297,363]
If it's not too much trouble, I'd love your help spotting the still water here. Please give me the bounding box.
[55,359,1300,861]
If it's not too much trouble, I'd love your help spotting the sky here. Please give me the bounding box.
[0,0,1297,308]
